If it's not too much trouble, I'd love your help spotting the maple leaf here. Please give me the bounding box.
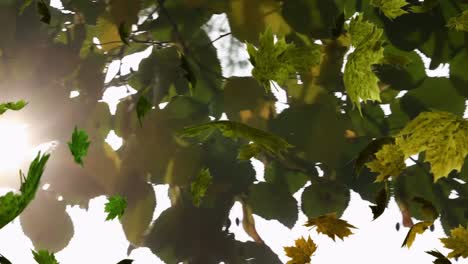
[305,213,356,241]
[105,195,127,221]
[366,143,406,182]
[190,168,212,207]
[343,14,384,114]
[247,28,321,89]
[284,236,317,264]
[402,221,433,248]
[395,111,468,181]
[447,10,468,32]
[32,250,59,264]
[371,0,409,19]
[67,126,91,166]
[426,250,452,264]
[440,225,468,259]
[0,100,28,115]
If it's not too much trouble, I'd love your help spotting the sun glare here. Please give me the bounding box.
[0,121,30,172]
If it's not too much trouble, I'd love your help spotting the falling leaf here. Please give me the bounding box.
[136,95,152,127]
[366,143,406,182]
[178,121,292,160]
[447,10,468,32]
[105,195,127,221]
[395,111,468,181]
[247,28,321,89]
[19,0,33,14]
[190,168,212,207]
[371,0,409,19]
[426,250,452,264]
[440,225,468,258]
[0,100,28,115]
[305,213,356,241]
[284,236,317,264]
[0,152,50,229]
[343,14,384,113]
[67,126,91,166]
[401,221,433,248]
[370,186,389,220]
[37,0,51,24]
[32,250,59,264]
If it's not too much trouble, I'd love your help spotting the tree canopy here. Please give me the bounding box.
[0,0,468,263]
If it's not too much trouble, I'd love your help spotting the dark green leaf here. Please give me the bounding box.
[105,195,127,221]
[67,126,91,166]
[118,22,130,45]
[116,260,134,264]
[370,186,389,220]
[426,250,452,264]
[136,95,153,127]
[0,254,12,264]
[301,180,350,218]
[190,168,212,207]
[37,0,51,24]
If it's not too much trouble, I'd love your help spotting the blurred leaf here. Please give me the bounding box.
[32,250,59,264]
[370,186,389,220]
[450,50,468,97]
[402,221,433,248]
[395,111,468,181]
[301,181,350,218]
[447,10,468,32]
[136,95,153,127]
[37,0,50,24]
[94,16,123,52]
[247,28,321,89]
[241,202,263,243]
[191,168,213,207]
[0,100,28,115]
[284,236,317,264]
[0,254,12,264]
[305,213,356,241]
[344,14,384,113]
[67,126,91,166]
[366,143,406,182]
[440,225,468,258]
[105,195,127,221]
[247,182,298,228]
[412,196,439,221]
[409,0,439,13]
[116,260,133,264]
[371,0,409,19]
[0,152,50,229]
[118,22,130,45]
[426,250,452,264]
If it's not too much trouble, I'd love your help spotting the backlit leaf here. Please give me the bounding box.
[371,0,409,19]
[401,221,433,248]
[32,250,59,264]
[0,152,50,229]
[37,0,50,24]
[440,225,468,258]
[305,213,356,241]
[190,168,212,207]
[447,10,468,32]
[68,126,91,166]
[247,28,321,89]
[284,236,317,264]
[343,14,384,113]
[105,195,127,221]
[0,100,28,115]
[395,111,468,181]
[365,143,406,182]
[355,137,395,176]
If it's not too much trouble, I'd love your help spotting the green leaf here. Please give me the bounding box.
[118,22,130,45]
[412,196,439,221]
[67,126,91,166]
[301,181,350,218]
[447,10,468,32]
[190,168,212,207]
[395,111,468,181]
[343,14,384,113]
[365,143,406,182]
[425,250,452,264]
[371,0,409,19]
[37,0,50,24]
[247,28,321,89]
[0,152,50,229]
[179,121,292,160]
[136,95,153,127]
[0,100,28,115]
[440,225,468,258]
[402,221,433,248]
[105,195,127,221]
[19,0,33,14]
[32,250,59,264]
[0,254,12,264]
[408,0,439,13]
[369,186,389,220]
[355,137,395,176]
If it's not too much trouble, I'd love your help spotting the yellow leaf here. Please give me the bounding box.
[401,221,433,248]
[440,225,468,259]
[305,213,356,241]
[365,143,406,182]
[95,16,123,52]
[284,236,317,264]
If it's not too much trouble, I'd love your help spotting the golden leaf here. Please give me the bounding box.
[440,225,468,258]
[284,236,317,264]
[401,221,433,248]
[305,213,356,241]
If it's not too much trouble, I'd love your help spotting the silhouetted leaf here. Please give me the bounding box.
[0,254,12,264]
[37,0,50,24]
[370,186,389,220]
[426,250,452,264]
[116,260,134,264]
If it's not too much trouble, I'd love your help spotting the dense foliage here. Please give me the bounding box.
[0,0,468,263]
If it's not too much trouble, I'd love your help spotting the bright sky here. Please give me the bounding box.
[0,3,465,263]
